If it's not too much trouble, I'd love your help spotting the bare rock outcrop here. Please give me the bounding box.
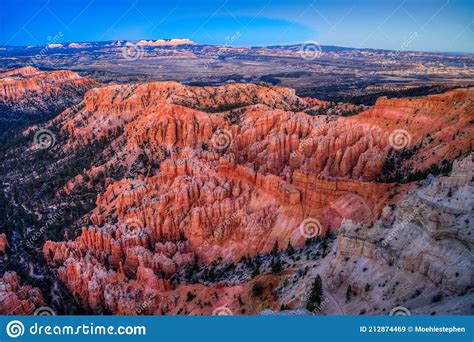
[0,271,45,315]
[321,154,473,314]
[0,66,98,122]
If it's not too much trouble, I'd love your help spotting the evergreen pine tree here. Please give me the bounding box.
[271,240,279,255]
[286,239,295,256]
[346,285,352,302]
[271,257,282,274]
[306,274,323,312]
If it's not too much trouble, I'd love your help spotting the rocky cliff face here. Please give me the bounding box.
[366,89,473,180]
[19,79,472,315]
[0,66,98,124]
[325,154,473,314]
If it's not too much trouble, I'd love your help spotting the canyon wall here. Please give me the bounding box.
[36,78,473,314]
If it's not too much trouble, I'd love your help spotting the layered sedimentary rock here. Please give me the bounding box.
[41,81,473,314]
[0,271,45,315]
[321,154,473,314]
[0,66,98,122]
[363,89,474,174]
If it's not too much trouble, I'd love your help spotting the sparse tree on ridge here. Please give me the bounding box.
[306,274,323,312]
[271,240,279,256]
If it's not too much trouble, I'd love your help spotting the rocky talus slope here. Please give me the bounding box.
[33,80,473,315]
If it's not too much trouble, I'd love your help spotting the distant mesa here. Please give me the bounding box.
[126,38,196,47]
[33,39,196,49]
[47,43,63,48]
[68,42,89,48]
[43,42,90,49]
[105,41,123,47]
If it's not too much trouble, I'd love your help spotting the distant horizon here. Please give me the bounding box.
[1,0,473,54]
[2,37,474,55]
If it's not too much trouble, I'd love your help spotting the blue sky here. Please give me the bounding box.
[1,0,473,52]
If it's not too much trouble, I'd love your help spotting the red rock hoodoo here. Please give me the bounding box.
[42,82,474,314]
